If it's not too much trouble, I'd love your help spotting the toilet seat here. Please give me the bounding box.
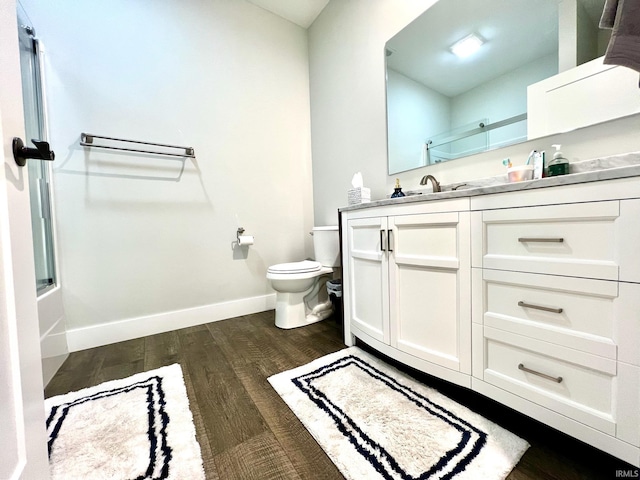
[267,260,331,280]
[268,260,321,274]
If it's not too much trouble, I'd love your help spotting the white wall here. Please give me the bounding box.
[310,0,640,224]
[22,0,315,347]
[309,0,437,223]
[387,69,450,174]
[559,0,604,71]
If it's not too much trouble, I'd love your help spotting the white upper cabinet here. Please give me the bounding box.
[528,57,640,139]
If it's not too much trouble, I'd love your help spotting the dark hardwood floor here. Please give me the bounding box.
[46,311,636,479]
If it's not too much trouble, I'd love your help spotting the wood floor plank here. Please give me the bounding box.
[206,314,274,367]
[214,431,302,480]
[208,314,344,479]
[94,337,146,384]
[244,311,344,370]
[98,337,145,366]
[44,347,105,398]
[234,358,344,480]
[181,366,220,480]
[177,326,270,456]
[144,330,181,371]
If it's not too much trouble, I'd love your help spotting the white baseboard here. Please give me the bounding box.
[66,293,276,352]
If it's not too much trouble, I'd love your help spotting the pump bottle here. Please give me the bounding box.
[547,144,569,176]
[391,178,405,198]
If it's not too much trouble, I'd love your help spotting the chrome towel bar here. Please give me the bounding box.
[80,133,195,158]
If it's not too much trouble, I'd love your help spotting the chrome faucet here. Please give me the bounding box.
[420,175,441,192]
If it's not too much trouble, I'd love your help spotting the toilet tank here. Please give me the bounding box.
[312,226,340,267]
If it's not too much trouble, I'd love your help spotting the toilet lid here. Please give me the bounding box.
[268,260,322,274]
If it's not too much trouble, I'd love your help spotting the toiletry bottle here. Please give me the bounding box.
[547,144,569,176]
[391,178,405,198]
[530,150,545,179]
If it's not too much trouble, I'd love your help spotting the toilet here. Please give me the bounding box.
[267,226,340,329]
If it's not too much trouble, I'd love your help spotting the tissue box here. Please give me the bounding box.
[347,187,371,205]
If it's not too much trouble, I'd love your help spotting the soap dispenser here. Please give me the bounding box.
[548,144,569,176]
[391,178,405,198]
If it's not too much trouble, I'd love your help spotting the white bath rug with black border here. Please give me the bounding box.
[45,363,205,480]
[269,347,529,480]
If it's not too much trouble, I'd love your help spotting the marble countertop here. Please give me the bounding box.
[339,152,640,212]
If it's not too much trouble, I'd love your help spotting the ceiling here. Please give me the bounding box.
[246,0,330,28]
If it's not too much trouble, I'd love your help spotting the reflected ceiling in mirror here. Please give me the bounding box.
[386,0,607,175]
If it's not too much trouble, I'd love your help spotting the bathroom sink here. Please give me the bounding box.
[441,183,474,192]
[403,186,440,196]
[405,183,476,195]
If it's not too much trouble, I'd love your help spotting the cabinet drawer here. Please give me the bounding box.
[483,327,616,435]
[482,201,619,280]
[482,270,617,359]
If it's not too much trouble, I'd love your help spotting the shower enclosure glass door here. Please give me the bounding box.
[18,9,57,293]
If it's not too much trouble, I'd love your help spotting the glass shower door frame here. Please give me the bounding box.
[18,10,58,295]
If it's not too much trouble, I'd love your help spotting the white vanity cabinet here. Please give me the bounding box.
[342,199,471,387]
[341,176,640,466]
[471,183,640,466]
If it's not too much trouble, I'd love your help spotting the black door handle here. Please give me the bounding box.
[12,137,55,166]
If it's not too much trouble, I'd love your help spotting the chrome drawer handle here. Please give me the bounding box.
[518,237,564,243]
[518,363,563,383]
[518,301,563,314]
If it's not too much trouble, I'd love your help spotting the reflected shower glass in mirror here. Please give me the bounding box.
[386,0,608,174]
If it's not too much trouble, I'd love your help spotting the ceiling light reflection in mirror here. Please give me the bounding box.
[450,33,484,59]
[386,0,607,175]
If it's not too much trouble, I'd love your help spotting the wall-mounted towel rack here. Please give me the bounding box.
[80,133,195,158]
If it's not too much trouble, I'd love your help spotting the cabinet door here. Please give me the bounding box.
[389,212,471,373]
[346,217,389,343]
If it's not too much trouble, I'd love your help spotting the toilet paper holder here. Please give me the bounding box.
[236,227,254,246]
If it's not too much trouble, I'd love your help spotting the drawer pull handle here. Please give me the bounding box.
[518,237,564,243]
[380,229,386,252]
[518,363,563,383]
[518,301,563,314]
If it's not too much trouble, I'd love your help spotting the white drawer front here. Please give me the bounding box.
[482,270,618,359]
[392,212,460,265]
[482,201,619,280]
[483,327,616,435]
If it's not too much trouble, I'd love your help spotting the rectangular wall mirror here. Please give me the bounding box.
[386,0,610,175]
